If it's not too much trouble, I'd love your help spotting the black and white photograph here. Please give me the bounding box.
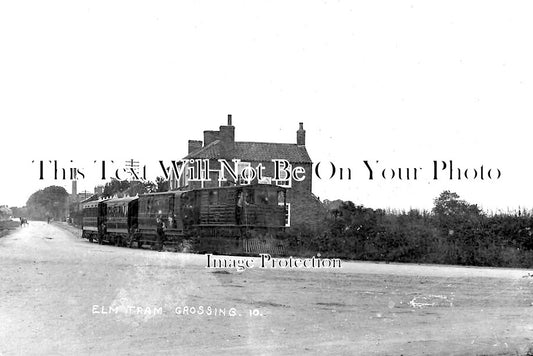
[1,1,533,355]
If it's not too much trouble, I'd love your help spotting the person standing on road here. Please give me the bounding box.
[235,190,246,225]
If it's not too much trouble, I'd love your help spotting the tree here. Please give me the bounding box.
[155,176,169,192]
[0,206,12,220]
[124,180,156,196]
[102,178,158,198]
[26,186,69,220]
[432,190,485,265]
[432,190,482,229]
[103,179,131,197]
[10,206,28,218]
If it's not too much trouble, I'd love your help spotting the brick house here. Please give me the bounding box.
[171,115,326,229]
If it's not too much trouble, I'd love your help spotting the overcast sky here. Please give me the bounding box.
[1,1,532,212]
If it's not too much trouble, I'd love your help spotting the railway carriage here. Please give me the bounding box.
[81,184,288,255]
[81,199,108,243]
[180,184,287,254]
[105,196,138,246]
[134,191,183,248]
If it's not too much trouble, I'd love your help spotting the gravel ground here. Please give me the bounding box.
[1,221,532,355]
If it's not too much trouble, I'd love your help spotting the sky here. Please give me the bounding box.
[1,1,532,212]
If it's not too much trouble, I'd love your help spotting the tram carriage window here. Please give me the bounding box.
[277,190,285,205]
[218,189,227,204]
[182,193,194,210]
[257,189,269,205]
[208,190,218,205]
[245,190,254,204]
[268,189,277,205]
[146,199,151,215]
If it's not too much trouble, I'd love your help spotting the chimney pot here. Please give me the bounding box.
[228,114,232,126]
[297,122,306,146]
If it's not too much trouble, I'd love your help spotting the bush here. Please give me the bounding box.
[285,193,533,268]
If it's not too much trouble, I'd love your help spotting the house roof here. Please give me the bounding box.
[184,140,312,164]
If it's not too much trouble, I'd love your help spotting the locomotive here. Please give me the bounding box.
[81,184,288,255]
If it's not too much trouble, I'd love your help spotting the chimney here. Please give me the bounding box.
[72,180,77,196]
[188,140,203,153]
[297,122,306,146]
[219,114,235,154]
[203,131,219,146]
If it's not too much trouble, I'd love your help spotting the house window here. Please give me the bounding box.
[258,176,272,184]
[276,180,292,188]
[237,162,252,185]
[274,166,292,188]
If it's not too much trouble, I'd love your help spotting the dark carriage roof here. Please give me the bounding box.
[138,191,179,197]
[105,196,138,207]
[81,198,109,209]
[184,140,312,164]
[185,183,286,193]
[139,183,286,199]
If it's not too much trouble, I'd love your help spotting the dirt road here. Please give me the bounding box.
[1,222,532,355]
